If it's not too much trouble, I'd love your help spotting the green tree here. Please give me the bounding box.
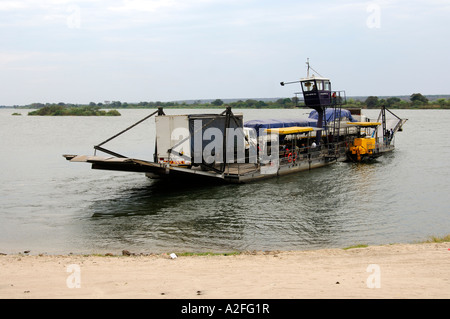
[256,100,267,109]
[30,103,45,108]
[386,97,401,108]
[365,96,379,108]
[410,93,429,105]
[245,99,258,108]
[211,99,224,106]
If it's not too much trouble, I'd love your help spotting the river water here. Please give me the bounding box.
[0,108,449,255]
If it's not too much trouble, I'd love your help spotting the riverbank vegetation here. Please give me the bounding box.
[27,105,121,116]
[420,234,450,243]
[81,94,450,109]
[349,93,450,109]
[6,93,450,111]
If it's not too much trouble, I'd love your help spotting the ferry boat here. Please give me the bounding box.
[63,61,407,183]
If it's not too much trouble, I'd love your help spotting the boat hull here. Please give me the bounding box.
[65,147,346,184]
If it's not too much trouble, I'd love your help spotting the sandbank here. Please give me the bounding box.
[0,242,449,299]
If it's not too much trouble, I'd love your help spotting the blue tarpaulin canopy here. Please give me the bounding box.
[308,108,356,122]
[244,109,356,136]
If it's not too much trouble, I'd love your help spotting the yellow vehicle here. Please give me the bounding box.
[349,137,376,162]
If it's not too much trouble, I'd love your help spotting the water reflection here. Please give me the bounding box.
[82,163,386,253]
[86,179,247,252]
[90,179,239,217]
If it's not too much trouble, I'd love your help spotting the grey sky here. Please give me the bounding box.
[1,0,449,105]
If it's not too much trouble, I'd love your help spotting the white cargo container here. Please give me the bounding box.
[155,115,191,165]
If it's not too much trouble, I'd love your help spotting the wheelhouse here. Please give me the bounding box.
[300,76,332,108]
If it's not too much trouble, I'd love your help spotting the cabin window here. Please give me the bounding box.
[302,81,320,92]
[324,81,331,91]
[302,81,313,92]
[316,81,324,90]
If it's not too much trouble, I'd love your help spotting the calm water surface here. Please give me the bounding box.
[0,108,449,254]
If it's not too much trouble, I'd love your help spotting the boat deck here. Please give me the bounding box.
[224,163,260,176]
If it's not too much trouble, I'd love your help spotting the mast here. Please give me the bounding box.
[306,58,310,78]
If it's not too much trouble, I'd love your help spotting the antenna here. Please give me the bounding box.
[280,58,323,86]
[306,59,324,78]
[306,58,310,78]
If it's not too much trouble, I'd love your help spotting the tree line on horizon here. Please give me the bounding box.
[352,93,450,109]
[10,93,450,110]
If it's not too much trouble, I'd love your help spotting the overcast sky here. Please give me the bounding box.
[1,0,449,105]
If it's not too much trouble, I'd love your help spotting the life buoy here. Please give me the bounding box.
[287,152,297,163]
[287,152,293,162]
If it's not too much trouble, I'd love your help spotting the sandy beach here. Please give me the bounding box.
[0,242,449,299]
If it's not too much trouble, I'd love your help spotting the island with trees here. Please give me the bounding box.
[27,104,121,116]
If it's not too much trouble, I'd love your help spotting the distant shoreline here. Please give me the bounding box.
[4,105,450,110]
[2,93,450,110]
